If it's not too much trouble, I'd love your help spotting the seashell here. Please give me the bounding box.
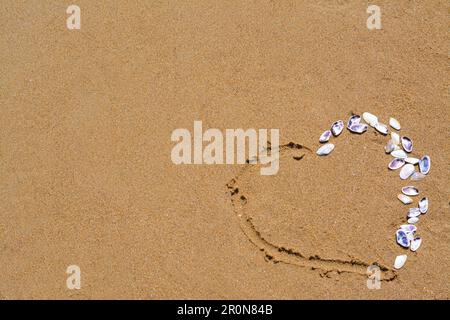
[374,122,389,135]
[331,120,344,136]
[388,158,405,170]
[362,112,378,127]
[319,130,332,143]
[419,197,428,214]
[316,143,335,156]
[348,123,368,134]
[391,132,400,145]
[410,172,426,181]
[419,155,431,174]
[398,194,413,204]
[394,254,407,269]
[401,136,413,153]
[391,149,407,159]
[347,115,361,129]
[385,140,396,153]
[400,224,417,234]
[410,238,422,252]
[407,208,421,218]
[407,217,419,224]
[402,186,419,196]
[389,117,401,130]
[405,157,420,165]
[399,164,415,180]
[396,230,410,248]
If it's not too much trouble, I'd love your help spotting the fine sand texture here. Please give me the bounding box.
[0,1,449,299]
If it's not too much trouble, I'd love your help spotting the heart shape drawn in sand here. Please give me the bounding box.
[226,125,422,282]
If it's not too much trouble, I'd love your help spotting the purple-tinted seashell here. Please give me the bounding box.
[319,130,332,143]
[401,136,413,153]
[388,158,405,170]
[331,120,344,136]
[347,115,361,129]
[348,123,368,134]
[396,230,410,248]
[419,197,428,214]
[419,155,431,174]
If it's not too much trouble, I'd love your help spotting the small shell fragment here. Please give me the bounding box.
[388,158,405,170]
[419,197,428,214]
[401,136,413,153]
[398,194,413,204]
[419,155,431,174]
[410,172,426,181]
[396,230,410,248]
[391,150,407,159]
[394,255,407,269]
[391,132,400,145]
[347,115,361,129]
[331,120,344,137]
[405,157,420,165]
[362,112,378,127]
[319,130,332,143]
[389,117,401,130]
[407,208,421,218]
[399,164,415,180]
[374,122,389,135]
[402,186,419,196]
[316,143,335,156]
[407,217,419,224]
[410,238,422,252]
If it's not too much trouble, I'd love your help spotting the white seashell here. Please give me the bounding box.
[398,194,413,204]
[385,140,396,153]
[316,143,335,156]
[391,149,407,159]
[331,120,344,137]
[391,132,400,145]
[348,123,368,134]
[410,238,422,252]
[407,217,419,224]
[388,158,405,170]
[374,122,389,135]
[394,255,407,269]
[402,186,419,196]
[407,208,421,218]
[410,172,426,181]
[401,136,413,153]
[362,112,378,127]
[399,164,415,180]
[389,117,401,130]
[319,130,332,143]
[405,157,420,165]
[419,197,428,214]
[419,155,431,174]
[347,115,361,129]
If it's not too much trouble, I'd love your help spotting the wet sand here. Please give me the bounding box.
[0,1,448,299]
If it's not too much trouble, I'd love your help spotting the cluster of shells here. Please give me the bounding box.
[316,112,431,271]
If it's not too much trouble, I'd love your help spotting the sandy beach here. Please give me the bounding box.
[0,1,448,299]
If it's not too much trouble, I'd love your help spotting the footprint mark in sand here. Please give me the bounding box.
[226,142,397,281]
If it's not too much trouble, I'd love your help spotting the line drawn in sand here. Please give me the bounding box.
[226,142,397,281]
